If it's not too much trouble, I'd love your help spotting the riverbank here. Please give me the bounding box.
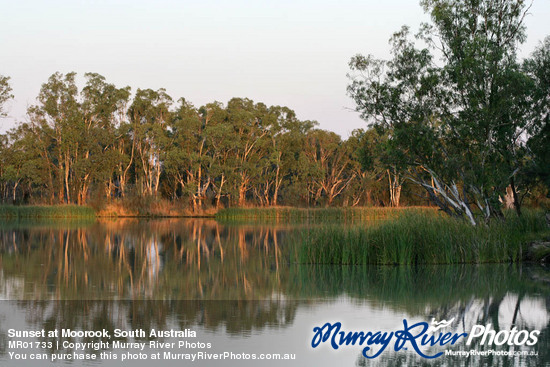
[0,203,215,218]
[94,201,216,217]
[0,204,433,219]
[0,205,95,219]
[2,205,548,265]
[214,206,436,223]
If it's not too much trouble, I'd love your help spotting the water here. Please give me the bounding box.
[0,219,548,366]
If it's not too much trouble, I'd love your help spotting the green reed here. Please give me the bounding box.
[0,205,96,219]
[299,209,548,265]
[216,206,435,224]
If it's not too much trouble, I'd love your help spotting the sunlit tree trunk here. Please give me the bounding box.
[387,169,401,207]
[216,174,225,209]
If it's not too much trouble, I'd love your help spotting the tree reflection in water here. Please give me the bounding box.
[0,219,292,299]
[0,219,548,365]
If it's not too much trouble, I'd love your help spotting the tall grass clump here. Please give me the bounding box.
[0,205,96,219]
[299,209,548,265]
[216,206,436,224]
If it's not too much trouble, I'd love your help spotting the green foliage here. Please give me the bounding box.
[525,37,550,191]
[2,71,405,210]
[0,205,95,219]
[215,206,432,224]
[0,74,13,117]
[299,209,548,265]
[20,72,131,205]
[348,0,547,223]
[1,39,547,213]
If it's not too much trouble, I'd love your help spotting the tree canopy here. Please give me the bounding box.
[348,0,549,224]
[0,75,13,118]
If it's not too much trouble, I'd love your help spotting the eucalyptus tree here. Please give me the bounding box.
[127,88,172,196]
[0,75,12,200]
[203,102,236,208]
[250,105,307,206]
[1,126,46,202]
[352,127,408,207]
[256,110,317,206]
[348,0,536,224]
[525,37,550,194]
[24,72,130,204]
[252,107,281,206]
[0,134,11,201]
[27,72,83,203]
[265,106,316,206]
[226,98,271,206]
[0,74,13,117]
[165,98,320,209]
[345,129,386,206]
[165,99,197,201]
[79,73,130,203]
[165,99,213,211]
[302,129,356,206]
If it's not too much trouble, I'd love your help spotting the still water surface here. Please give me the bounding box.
[0,219,548,366]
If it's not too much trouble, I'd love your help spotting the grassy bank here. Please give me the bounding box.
[299,209,549,265]
[216,206,436,223]
[0,205,96,219]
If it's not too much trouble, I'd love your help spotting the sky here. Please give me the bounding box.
[1,0,549,137]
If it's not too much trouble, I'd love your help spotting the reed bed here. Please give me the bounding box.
[298,209,548,265]
[0,205,96,219]
[216,206,436,224]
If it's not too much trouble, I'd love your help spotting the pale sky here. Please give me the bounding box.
[1,0,549,137]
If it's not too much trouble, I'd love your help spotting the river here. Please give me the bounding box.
[0,218,548,366]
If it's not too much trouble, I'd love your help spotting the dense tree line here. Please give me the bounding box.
[1,1,548,216]
[0,72,429,210]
